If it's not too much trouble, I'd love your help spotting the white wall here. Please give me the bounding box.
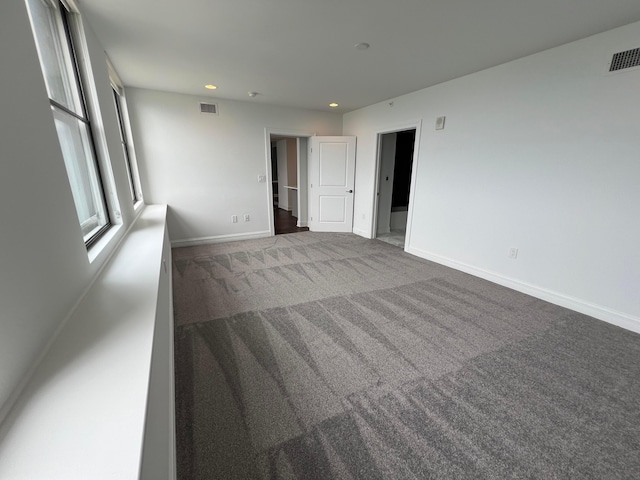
[345,21,640,330]
[390,210,407,232]
[286,138,298,216]
[297,137,309,227]
[286,138,297,187]
[276,139,289,211]
[126,89,342,244]
[376,133,397,235]
[0,2,141,424]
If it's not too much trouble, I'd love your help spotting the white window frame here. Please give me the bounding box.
[108,59,143,205]
[27,0,116,248]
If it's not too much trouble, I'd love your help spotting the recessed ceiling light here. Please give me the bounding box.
[248,91,258,97]
[355,42,370,50]
[329,103,339,108]
[204,84,217,90]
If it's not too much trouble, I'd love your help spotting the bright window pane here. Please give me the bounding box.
[27,0,82,114]
[52,106,108,241]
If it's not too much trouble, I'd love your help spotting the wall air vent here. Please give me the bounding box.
[608,47,640,72]
[199,102,218,115]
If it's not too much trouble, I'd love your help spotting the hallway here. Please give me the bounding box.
[274,208,309,235]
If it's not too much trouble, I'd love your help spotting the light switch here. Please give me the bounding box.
[258,175,267,183]
[436,116,446,130]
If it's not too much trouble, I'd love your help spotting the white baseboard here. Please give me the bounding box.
[172,230,271,248]
[297,221,308,228]
[406,245,640,335]
[352,227,371,238]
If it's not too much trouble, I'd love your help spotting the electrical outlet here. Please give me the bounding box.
[508,247,519,259]
[231,215,238,223]
[257,175,266,183]
[244,214,250,222]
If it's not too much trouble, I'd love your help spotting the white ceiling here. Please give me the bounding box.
[78,0,640,112]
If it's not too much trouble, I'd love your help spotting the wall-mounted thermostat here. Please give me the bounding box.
[436,116,446,130]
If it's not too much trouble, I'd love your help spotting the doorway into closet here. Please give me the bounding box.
[374,129,416,247]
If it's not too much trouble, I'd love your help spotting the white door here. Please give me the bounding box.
[308,136,356,232]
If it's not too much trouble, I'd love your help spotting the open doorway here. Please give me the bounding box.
[269,135,310,235]
[374,129,416,247]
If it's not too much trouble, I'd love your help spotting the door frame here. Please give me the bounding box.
[264,128,315,236]
[371,120,422,250]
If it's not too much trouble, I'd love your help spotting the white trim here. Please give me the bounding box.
[406,245,640,335]
[61,0,80,14]
[119,95,145,203]
[371,133,383,238]
[352,227,371,238]
[67,12,123,233]
[295,137,309,228]
[172,230,271,248]
[404,122,422,252]
[106,56,124,95]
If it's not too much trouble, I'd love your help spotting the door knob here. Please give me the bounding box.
[347,189,353,193]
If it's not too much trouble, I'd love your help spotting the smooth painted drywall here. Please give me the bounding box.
[390,210,408,232]
[0,2,141,423]
[344,21,640,326]
[376,133,397,235]
[286,138,298,216]
[297,137,309,227]
[125,88,342,243]
[286,138,297,188]
[277,139,289,211]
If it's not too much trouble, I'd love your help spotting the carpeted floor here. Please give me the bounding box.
[172,232,640,479]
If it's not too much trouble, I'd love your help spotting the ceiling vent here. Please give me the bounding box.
[608,47,640,72]
[199,102,218,115]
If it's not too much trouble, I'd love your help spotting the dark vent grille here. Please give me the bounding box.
[199,102,218,114]
[609,47,640,72]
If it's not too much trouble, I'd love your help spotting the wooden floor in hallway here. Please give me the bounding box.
[274,207,309,235]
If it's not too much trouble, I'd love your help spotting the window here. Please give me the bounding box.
[112,87,138,203]
[26,0,110,247]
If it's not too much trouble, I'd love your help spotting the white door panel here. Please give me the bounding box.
[309,136,356,232]
[319,196,346,223]
[319,143,348,186]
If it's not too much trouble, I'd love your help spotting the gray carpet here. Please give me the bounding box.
[172,232,640,479]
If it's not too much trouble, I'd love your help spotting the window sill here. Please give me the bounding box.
[87,220,123,264]
[87,201,146,265]
[134,199,145,213]
[0,205,174,479]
